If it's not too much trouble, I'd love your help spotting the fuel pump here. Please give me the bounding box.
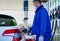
[50,8,59,41]
[23,0,28,32]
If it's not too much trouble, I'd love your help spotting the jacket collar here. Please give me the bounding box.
[35,5,43,12]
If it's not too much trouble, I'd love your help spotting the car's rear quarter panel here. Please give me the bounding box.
[0,26,20,41]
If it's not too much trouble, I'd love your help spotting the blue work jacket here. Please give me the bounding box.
[30,5,52,37]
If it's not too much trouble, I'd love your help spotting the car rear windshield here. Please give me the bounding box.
[0,18,17,26]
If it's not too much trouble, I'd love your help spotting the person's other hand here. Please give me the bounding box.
[39,36,44,41]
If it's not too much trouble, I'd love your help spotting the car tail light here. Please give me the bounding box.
[2,29,22,41]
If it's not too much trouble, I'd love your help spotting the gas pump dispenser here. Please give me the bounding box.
[23,0,28,30]
[50,7,60,41]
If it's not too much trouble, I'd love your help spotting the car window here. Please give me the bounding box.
[0,18,17,26]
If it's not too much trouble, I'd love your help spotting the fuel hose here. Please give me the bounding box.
[50,19,57,41]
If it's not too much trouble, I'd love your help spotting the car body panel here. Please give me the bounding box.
[0,26,20,41]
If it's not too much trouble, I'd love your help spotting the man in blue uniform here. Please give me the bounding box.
[30,0,52,41]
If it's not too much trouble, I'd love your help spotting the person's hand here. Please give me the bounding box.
[39,36,44,41]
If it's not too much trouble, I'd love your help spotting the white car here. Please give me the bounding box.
[0,14,22,41]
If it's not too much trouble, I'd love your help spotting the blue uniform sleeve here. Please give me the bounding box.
[40,10,47,36]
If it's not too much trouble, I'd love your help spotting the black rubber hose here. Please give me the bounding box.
[52,20,54,31]
[50,19,57,41]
